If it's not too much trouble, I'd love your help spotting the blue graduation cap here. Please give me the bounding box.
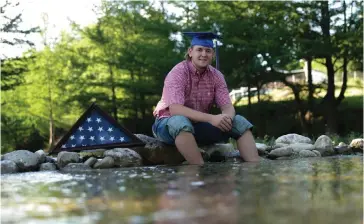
[50,103,144,154]
[183,31,221,69]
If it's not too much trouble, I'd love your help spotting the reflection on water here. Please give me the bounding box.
[1,156,363,224]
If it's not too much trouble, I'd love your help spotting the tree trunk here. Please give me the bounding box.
[109,64,118,121]
[306,57,314,112]
[47,70,55,149]
[130,70,138,122]
[321,1,337,133]
[247,83,252,117]
[336,0,348,106]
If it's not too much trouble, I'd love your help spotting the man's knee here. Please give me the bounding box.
[231,114,254,137]
[166,115,194,139]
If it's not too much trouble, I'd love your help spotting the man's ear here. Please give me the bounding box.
[188,47,193,57]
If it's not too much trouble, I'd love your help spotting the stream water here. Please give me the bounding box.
[1,155,363,224]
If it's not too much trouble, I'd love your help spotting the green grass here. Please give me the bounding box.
[234,78,363,107]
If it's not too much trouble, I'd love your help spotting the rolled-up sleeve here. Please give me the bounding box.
[214,70,232,108]
[162,64,187,107]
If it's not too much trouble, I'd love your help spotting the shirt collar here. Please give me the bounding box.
[187,60,210,77]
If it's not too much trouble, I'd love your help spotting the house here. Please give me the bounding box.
[229,60,328,102]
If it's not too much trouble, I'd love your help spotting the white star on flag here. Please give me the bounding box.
[107,127,113,132]
[88,127,93,132]
[89,136,95,141]
[70,135,75,140]
[62,145,66,148]
[110,136,115,141]
[72,144,76,147]
[98,127,103,132]
[78,126,84,131]
[100,136,105,141]
[120,137,125,142]
[96,118,102,123]
[80,135,85,141]
[87,117,92,122]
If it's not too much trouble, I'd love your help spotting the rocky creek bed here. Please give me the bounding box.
[1,133,363,223]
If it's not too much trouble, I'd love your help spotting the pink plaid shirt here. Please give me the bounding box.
[153,60,232,118]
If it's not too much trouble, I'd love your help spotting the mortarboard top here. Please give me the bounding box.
[183,31,220,48]
[183,31,221,69]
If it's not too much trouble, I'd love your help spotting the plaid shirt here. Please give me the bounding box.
[153,60,232,118]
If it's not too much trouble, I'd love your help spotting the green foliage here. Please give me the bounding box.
[1,0,362,151]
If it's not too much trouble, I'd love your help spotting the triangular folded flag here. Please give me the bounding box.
[51,103,145,154]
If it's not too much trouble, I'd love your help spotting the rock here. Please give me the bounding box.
[1,160,18,174]
[45,156,56,163]
[299,150,318,157]
[93,157,115,169]
[61,163,91,172]
[201,143,236,156]
[57,151,80,168]
[268,146,294,159]
[314,135,335,156]
[275,156,294,160]
[349,139,363,152]
[39,163,57,171]
[134,134,185,165]
[256,143,269,155]
[79,149,106,159]
[34,150,46,164]
[291,143,315,153]
[269,143,289,151]
[104,148,142,167]
[2,150,41,172]
[312,150,321,157]
[275,134,312,145]
[334,142,352,154]
[84,157,98,167]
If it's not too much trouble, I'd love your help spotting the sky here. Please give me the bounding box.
[2,0,101,58]
[1,0,184,59]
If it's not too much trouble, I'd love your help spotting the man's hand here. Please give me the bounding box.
[209,114,233,132]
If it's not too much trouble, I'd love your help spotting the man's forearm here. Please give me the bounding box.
[169,104,213,123]
[221,104,236,119]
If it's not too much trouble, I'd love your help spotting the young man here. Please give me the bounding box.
[152,32,260,165]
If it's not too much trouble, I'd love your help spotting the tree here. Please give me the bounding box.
[0,0,40,57]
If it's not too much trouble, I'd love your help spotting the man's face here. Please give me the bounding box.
[188,45,214,70]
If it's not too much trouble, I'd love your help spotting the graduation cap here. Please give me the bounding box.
[183,31,221,69]
[50,103,145,154]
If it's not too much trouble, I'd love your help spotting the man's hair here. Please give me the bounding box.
[184,47,192,61]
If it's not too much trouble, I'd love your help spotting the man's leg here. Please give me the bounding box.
[175,131,204,165]
[236,130,260,162]
[153,115,204,165]
[231,115,260,162]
